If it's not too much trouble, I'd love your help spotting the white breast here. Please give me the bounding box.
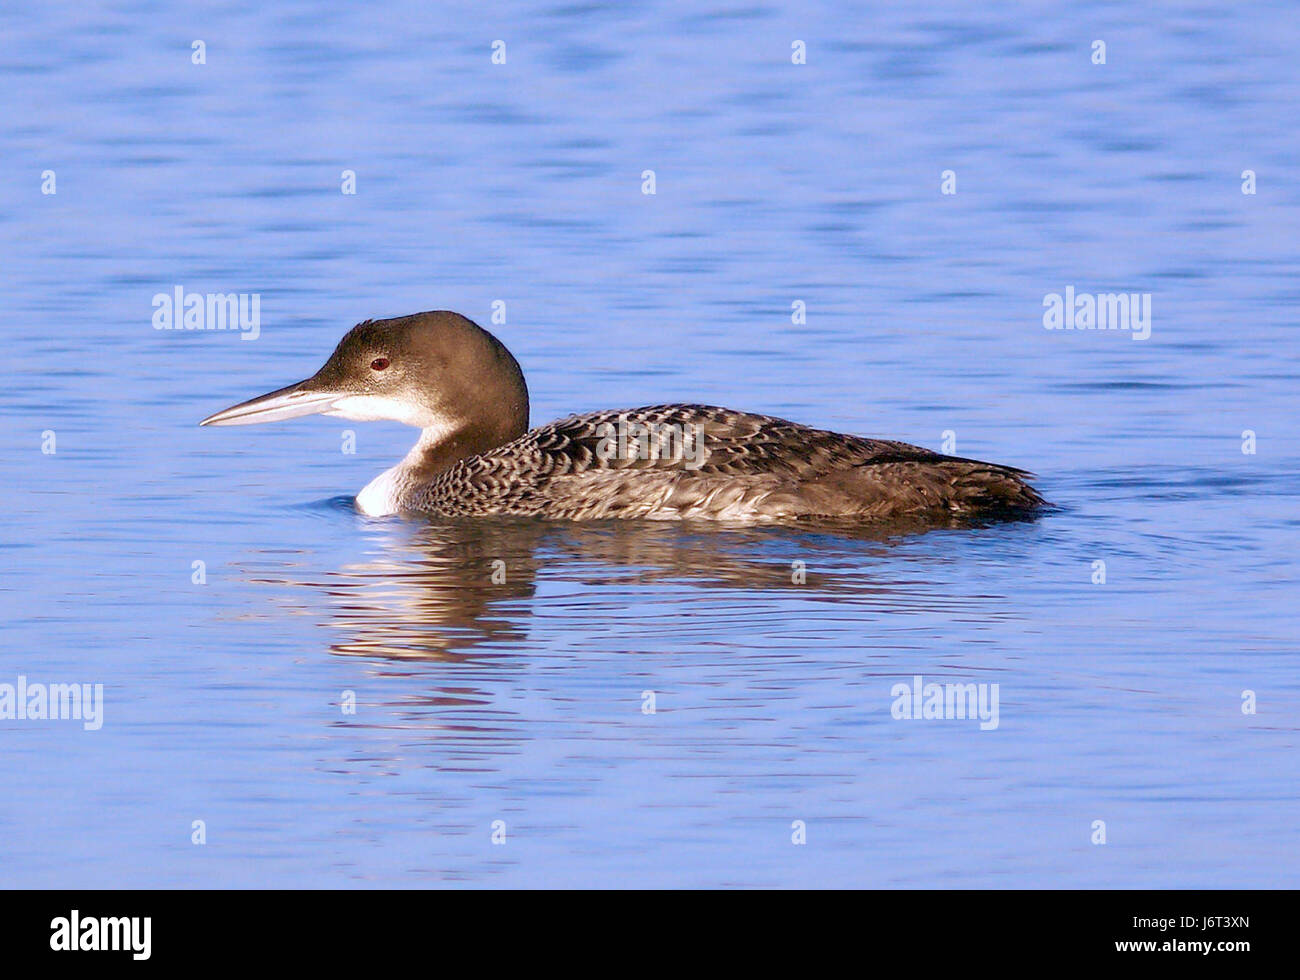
[352,422,456,517]
[355,465,405,516]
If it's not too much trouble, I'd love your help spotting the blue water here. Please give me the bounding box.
[2,1,1298,887]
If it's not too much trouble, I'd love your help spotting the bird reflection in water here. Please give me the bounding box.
[301,514,1020,663]
[229,513,1036,758]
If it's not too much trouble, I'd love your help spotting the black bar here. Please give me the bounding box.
[0,889,1271,966]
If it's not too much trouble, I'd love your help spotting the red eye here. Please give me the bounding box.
[370,357,390,371]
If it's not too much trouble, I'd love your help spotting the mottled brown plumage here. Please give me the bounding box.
[411,403,1044,522]
[200,311,1046,524]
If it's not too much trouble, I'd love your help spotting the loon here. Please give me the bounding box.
[199,311,1045,522]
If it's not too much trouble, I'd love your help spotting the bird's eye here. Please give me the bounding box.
[370,357,390,371]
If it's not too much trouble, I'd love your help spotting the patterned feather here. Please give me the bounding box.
[408,405,1044,523]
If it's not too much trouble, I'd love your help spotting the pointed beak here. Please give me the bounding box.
[199,379,342,427]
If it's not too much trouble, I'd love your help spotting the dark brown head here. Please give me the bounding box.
[199,311,530,455]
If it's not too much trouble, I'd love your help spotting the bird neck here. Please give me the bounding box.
[354,416,524,517]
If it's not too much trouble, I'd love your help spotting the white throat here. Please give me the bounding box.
[354,424,451,517]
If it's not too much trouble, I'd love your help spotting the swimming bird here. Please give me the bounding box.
[199,311,1045,522]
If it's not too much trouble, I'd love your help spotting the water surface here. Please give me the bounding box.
[1,1,1298,887]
